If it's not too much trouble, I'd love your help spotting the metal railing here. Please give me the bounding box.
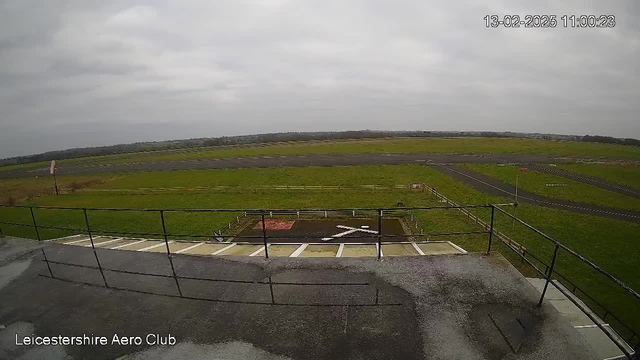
[0,204,506,260]
[1,202,638,358]
[491,206,639,359]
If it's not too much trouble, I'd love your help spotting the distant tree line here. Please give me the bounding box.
[582,135,640,146]
[1,130,637,166]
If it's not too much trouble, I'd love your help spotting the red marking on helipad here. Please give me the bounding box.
[253,220,296,230]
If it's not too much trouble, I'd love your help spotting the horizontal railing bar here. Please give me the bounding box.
[0,204,508,212]
[39,275,402,307]
[42,259,370,286]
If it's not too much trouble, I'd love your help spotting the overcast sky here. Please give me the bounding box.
[1,1,639,158]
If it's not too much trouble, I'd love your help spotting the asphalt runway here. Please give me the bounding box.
[433,165,640,223]
[524,164,640,200]
[0,153,570,179]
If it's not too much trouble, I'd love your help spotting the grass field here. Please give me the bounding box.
[3,137,640,173]
[460,164,640,211]
[87,137,640,165]
[0,175,114,204]
[558,164,640,189]
[1,164,639,338]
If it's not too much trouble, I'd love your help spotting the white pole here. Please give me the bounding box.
[512,175,518,230]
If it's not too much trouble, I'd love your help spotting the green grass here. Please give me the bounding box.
[0,175,115,204]
[460,164,640,211]
[93,165,445,189]
[0,161,49,172]
[558,164,640,189]
[1,164,639,338]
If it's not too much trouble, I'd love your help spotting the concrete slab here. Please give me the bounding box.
[0,237,599,359]
[181,243,232,255]
[147,241,198,253]
[264,245,299,257]
[548,299,595,327]
[577,326,633,360]
[51,235,90,245]
[382,244,418,256]
[341,244,377,257]
[64,238,94,246]
[299,244,339,257]
[527,278,634,359]
[77,236,110,247]
[100,239,139,249]
[217,245,263,256]
[118,240,157,251]
[417,242,461,255]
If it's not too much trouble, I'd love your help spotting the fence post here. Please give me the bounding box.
[537,243,560,307]
[83,209,108,288]
[261,211,269,259]
[160,210,183,297]
[487,206,495,255]
[377,209,382,260]
[29,207,41,241]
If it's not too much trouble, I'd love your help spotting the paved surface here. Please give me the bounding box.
[0,153,574,179]
[0,237,597,360]
[49,234,467,258]
[433,165,640,223]
[524,164,640,200]
[528,278,635,360]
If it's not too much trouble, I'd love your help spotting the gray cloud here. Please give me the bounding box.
[1,0,639,157]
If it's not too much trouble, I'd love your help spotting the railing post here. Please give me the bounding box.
[41,248,54,278]
[83,209,108,288]
[537,243,560,307]
[377,209,382,260]
[160,210,182,296]
[29,207,41,241]
[261,211,269,259]
[160,210,171,255]
[487,205,495,255]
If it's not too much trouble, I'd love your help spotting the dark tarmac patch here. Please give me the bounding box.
[236,218,406,244]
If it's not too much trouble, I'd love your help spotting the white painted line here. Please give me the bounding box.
[290,244,309,257]
[249,244,271,257]
[574,324,609,329]
[46,234,84,243]
[212,243,236,255]
[111,239,146,249]
[336,225,378,234]
[88,238,124,247]
[175,242,205,254]
[447,241,468,255]
[412,242,426,256]
[64,237,92,245]
[337,244,345,257]
[331,229,359,238]
[138,241,172,252]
